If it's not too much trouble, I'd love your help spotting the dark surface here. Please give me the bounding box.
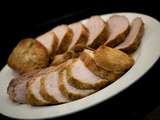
[0,0,160,119]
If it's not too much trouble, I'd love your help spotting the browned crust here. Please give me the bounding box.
[116,18,144,53]
[56,27,73,54]
[50,32,59,59]
[80,51,119,82]
[66,61,110,90]
[8,38,49,73]
[26,78,50,106]
[88,22,109,49]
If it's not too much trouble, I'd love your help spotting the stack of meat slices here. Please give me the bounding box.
[7,46,134,106]
[49,15,144,66]
[7,14,144,106]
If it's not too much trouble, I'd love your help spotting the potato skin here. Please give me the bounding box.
[8,38,49,73]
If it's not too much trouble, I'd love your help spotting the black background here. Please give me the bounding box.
[0,0,160,119]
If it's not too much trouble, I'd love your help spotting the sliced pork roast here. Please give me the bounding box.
[51,22,88,66]
[95,46,134,75]
[40,70,69,104]
[67,58,110,90]
[115,17,144,53]
[7,15,139,106]
[59,70,95,100]
[26,66,58,105]
[36,32,58,58]
[85,16,108,49]
[80,49,119,82]
[7,70,40,104]
[40,60,72,104]
[68,22,89,52]
[53,25,73,54]
[104,15,129,47]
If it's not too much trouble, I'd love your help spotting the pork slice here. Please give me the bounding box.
[80,49,119,82]
[36,32,58,58]
[7,70,40,104]
[69,22,88,52]
[53,25,73,54]
[67,58,109,90]
[85,16,108,49]
[104,15,129,47]
[59,70,95,100]
[40,70,69,104]
[115,17,144,53]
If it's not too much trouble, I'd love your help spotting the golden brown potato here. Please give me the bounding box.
[95,46,134,74]
[8,38,49,73]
